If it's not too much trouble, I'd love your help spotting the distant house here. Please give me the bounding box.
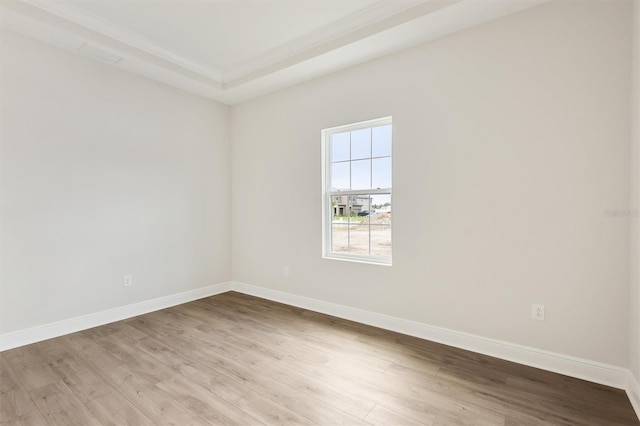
[332,194,371,216]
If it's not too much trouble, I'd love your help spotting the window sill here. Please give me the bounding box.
[322,254,392,266]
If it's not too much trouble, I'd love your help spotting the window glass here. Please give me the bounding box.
[323,117,392,264]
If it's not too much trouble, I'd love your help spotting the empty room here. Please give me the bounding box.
[1,0,639,424]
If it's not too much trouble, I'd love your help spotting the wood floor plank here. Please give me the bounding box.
[155,374,268,425]
[33,338,114,403]
[93,332,176,384]
[84,391,155,426]
[100,364,213,426]
[188,348,369,425]
[29,381,101,426]
[221,344,376,419]
[283,347,507,425]
[227,323,331,365]
[0,400,48,426]
[505,373,638,423]
[365,404,431,425]
[59,332,123,372]
[1,292,638,426]
[503,409,572,426]
[2,346,60,392]
[0,387,43,424]
[150,347,317,426]
[127,318,372,424]
[281,352,446,423]
[0,355,21,394]
[436,364,627,425]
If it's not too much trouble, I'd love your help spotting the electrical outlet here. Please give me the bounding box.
[123,275,133,287]
[283,267,289,277]
[531,304,545,321]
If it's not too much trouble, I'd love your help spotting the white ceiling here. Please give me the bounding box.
[65,0,381,78]
[0,0,550,104]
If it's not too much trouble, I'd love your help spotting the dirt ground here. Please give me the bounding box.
[331,213,391,257]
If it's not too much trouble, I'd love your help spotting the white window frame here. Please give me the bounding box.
[321,116,392,265]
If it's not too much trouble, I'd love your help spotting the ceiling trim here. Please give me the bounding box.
[21,0,223,81]
[1,0,552,104]
[222,0,437,82]
[224,0,461,88]
[0,0,223,87]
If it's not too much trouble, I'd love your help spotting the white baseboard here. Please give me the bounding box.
[1,279,638,421]
[230,281,631,392]
[628,371,640,420]
[0,282,231,352]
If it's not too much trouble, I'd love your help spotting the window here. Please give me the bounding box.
[322,117,392,265]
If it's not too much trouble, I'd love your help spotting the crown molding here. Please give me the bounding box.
[222,0,439,83]
[0,1,226,97]
[1,0,552,104]
[20,0,222,81]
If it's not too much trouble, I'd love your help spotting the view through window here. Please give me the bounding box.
[322,117,392,264]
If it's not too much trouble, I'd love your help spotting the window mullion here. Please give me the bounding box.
[369,129,373,256]
[328,188,390,197]
[348,131,352,254]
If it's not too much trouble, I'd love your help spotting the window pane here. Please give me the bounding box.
[331,132,350,162]
[348,226,369,255]
[351,194,371,216]
[371,193,391,211]
[372,125,392,157]
[351,159,370,190]
[348,194,370,255]
[370,218,391,257]
[331,162,350,190]
[331,195,349,254]
[372,157,392,189]
[370,194,391,257]
[351,128,371,160]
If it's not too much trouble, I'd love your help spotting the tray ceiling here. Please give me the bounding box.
[0,0,550,104]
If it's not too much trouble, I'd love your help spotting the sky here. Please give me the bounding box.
[330,124,392,193]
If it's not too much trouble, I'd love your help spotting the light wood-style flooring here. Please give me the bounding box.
[1,291,638,425]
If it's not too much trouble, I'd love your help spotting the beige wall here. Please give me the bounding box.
[0,31,231,333]
[0,0,635,377]
[630,0,640,383]
[231,0,632,366]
